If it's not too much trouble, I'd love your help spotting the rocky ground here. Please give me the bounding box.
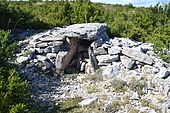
[14,23,170,113]
[20,63,170,113]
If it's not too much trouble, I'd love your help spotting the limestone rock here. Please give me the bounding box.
[36,42,48,48]
[44,59,55,69]
[46,53,57,59]
[44,47,52,53]
[80,61,87,72]
[55,38,78,71]
[120,56,134,69]
[102,63,120,77]
[122,47,154,65]
[79,97,98,106]
[64,23,107,41]
[85,59,95,74]
[16,56,28,63]
[98,62,112,66]
[148,109,156,113]
[90,38,103,48]
[55,51,68,70]
[143,65,159,75]
[52,46,60,53]
[36,55,47,62]
[96,55,119,63]
[156,67,170,79]
[93,47,107,55]
[39,36,65,42]
[53,41,63,46]
[108,46,121,55]
[139,43,153,53]
[101,43,112,49]
[35,48,44,54]
[88,47,99,71]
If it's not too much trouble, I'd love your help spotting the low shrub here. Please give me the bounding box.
[111,79,127,92]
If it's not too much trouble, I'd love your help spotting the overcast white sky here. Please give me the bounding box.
[91,0,170,7]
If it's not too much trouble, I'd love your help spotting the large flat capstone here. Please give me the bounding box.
[64,23,107,41]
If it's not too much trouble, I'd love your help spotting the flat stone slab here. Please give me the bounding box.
[39,36,65,42]
[79,97,98,106]
[36,42,48,48]
[16,56,28,63]
[122,47,154,65]
[64,23,107,41]
[96,55,119,63]
[94,47,107,55]
[108,46,121,55]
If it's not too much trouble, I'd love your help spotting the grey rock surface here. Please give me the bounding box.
[102,63,120,77]
[93,47,107,55]
[96,55,119,63]
[122,47,154,65]
[36,42,48,48]
[156,67,170,79]
[55,51,68,70]
[64,23,107,41]
[120,56,134,69]
[79,97,98,106]
[16,56,28,63]
[108,46,121,55]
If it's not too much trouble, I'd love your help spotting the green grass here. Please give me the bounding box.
[111,79,127,93]
[86,85,97,94]
[57,97,82,113]
[108,100,121,112]
[128,77,147,96]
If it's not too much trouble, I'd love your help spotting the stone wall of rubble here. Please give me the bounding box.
[91,37,170,79]
[15,23,170,78]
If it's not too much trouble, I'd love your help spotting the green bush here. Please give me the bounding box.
[111,79,127,92]
[107,100,121,112]
[57,97,82,113]
[140,98,149,107]
[129,77,147,96]
[0,30,29,113]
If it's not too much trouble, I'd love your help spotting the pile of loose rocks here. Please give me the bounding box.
[93,37,170,79]
[14,23,170,112]
[15,23,170,78]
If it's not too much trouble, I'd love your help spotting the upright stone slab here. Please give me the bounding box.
[55,38,79,70]
[55,51,68,69]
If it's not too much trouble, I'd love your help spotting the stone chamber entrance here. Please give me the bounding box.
[64,38,92,74]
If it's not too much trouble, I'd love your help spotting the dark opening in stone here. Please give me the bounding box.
[64,39,92,74]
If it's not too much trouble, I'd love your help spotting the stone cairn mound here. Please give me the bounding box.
[16,23,170,79]
[15,23,170,112]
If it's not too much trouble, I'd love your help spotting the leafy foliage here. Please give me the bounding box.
[0,31,29,113]
[111,79,127,92]
[57,97,82,113]
[128,77,147,96]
